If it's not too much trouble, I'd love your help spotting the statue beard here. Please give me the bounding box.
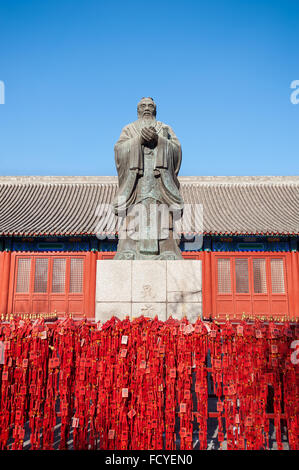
[138,113,156,129]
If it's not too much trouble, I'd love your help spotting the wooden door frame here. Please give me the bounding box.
[7,252,91,317]
[211,252,290,319]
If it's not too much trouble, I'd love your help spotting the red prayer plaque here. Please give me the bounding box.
[53,357,60,367]
[122,388,129,398]
[214,359,221,369]
[121,335,128,345]
[120,348,127,358]
[180,403,187,413]
[245,416,253,427]
[22,359,28,368]
[183,324,194,335]
[86,358,92,368]
[203,322,211,333]
[108,429,115,439]
[2,371,8,381]
[127,409,136,419]
[222,357,229,368]
[79,371,85,381]
[40,330,47,340]
[237,325,244,336]
[217,401,223,412]
[271,358,278,367]
[72,417,79,428]
[169,368,176,378]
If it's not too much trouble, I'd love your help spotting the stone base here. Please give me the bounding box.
[95,260,202,323]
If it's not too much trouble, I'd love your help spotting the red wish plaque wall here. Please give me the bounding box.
[0,316,298,450]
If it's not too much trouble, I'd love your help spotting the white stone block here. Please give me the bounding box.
[167,302,202,323]
[95,302,131,323]
[132,261,166,302]
[95,259,203,323]
[132,303,167,321]
[167,260,202,303]
[96,260,131,302]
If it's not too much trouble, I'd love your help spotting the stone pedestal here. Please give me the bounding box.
[95,260,202,323]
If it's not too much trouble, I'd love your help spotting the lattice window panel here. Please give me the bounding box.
[270,259,285,293]
[52,258,66,293]
[34,258,49,293]
[16,258,31,293]
[69,258,83,293]
[235,258,249,293]
[253,259,267,293]
[217,258,231,293]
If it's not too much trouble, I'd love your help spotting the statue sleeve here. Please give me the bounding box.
[113,125,141,215]
[114,125,143,175]
[156,125,182,179]
[166,125,182,176]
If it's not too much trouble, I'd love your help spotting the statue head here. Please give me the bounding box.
[137,97,157,120]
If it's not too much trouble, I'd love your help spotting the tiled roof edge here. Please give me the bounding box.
[0,175,298,185]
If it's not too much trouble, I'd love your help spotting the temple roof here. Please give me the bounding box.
[0,176,298,236]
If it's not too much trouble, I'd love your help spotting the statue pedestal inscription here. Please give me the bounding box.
[95,260,202,323]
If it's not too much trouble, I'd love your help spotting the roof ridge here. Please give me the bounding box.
[0,175,298,185]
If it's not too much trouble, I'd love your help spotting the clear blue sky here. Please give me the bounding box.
[0,0,298,176]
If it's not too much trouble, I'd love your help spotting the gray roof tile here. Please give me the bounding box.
[0,176,298,236]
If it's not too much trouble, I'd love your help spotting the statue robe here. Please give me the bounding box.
[113,119,184,215]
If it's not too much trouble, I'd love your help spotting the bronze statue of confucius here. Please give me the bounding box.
[113,97,184,260]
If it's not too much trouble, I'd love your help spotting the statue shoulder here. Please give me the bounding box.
[117,122,137,138]
[124,120,140,136]
[157,121,177,139]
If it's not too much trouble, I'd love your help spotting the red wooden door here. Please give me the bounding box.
[233,257,252,315]
[214,257,234,316]
[11,253,88,317]
[251,257,270,315]
[268,257,288,315]
[212,253,289,319]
